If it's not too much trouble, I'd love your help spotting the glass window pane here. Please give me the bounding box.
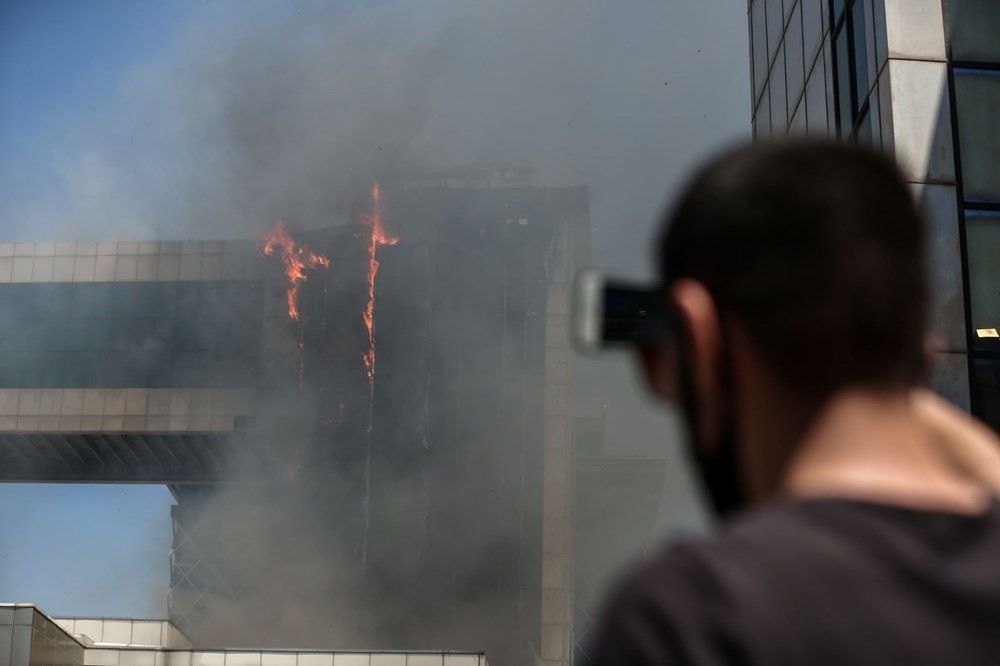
[111,282,138,317]
[87,318,113,351]
[771,42,788,132]
[831,0,847,28]
[806,58,829,137]
[107,321,133,351]
[948,0,1000,63]
[782,0,794,24]
[973,358,1000,433]
[954,71,1000,202]
[834,25,853,134]
[76,283,114,318]
[786,2,805,109]
[868,82,881,149]
[853,105,872,147]
[62,352,89,387]
[863,0,877,98]
[757,81,772,138]
[64,318,88,351]
[35,283,68,316]
[751,0,769,105]
[873,0,887,64]
[173,319,205,351]
[850,0,870,111]
[766,0,784,66]
[175,283,199,318]
[101,350,128,387]
[966,211,1000,337]
[802,0,824,71]
[21,319,46,352]
[790,96,807,135]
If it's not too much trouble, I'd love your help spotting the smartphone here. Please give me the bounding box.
[573,270,670,351]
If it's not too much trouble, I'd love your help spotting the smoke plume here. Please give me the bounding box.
[4,0,749,655]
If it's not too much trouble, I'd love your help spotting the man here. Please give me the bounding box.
[589,140,1000,665]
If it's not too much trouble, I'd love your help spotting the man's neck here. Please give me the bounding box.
[775,389,989,514]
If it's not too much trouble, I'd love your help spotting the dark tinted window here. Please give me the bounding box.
[851,0,869,107]
[0,281,263,388]
[834,25,853,134]
[953,71,1000,203]
[974,357,1000,433]
[965,212,1000,340]
[948,0,1000,63]
[831,0,847,25]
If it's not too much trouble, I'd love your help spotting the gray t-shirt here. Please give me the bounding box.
[586,497,1000,665]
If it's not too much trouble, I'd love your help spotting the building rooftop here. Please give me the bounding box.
[2,603,488,666]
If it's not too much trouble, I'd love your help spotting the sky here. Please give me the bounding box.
[0,0,203,617]
[0,0,750,618]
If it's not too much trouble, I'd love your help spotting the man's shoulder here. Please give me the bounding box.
[590,498,1000,665]
[634,499,851,582]
[609,499,877,626]
[586,500,881,665]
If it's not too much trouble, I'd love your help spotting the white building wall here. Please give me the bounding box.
[80,650,486,666]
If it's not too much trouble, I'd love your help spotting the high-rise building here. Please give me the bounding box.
[747,0,1000,429]
[0,176,589,666]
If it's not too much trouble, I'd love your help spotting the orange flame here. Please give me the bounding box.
[363,182,398,382]
[261,220,330,321]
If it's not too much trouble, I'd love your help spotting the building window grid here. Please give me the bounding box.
[0,281,263,389]
[946,4,1000,211]
[942,1,1000,424]
[752,0,798,135]
[754,2,1000,417]
[753,1,835,138]
[828,0,881,145]
[785,2,807,129]
[953,66,1000,360]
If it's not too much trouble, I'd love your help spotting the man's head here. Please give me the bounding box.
[642,140,929,514]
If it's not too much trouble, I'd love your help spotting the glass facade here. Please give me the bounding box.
[952,71,1000,203]
[786,3,805,108]
[829,0,883,144]
[748,0,1000,413]
[949,0,1000,428]
[751,0,768,108]
[0,281,263,389]
[749,0,894,144]
[750,0,839,141]
[947,0,1000,63]
[974,358,1000,433]
[965,212,1000,334]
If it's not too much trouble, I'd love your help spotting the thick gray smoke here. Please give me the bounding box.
[27,0,748,257]
[55,0,747,518]
[10,0,750,655]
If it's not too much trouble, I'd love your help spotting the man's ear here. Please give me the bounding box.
[670,279,727,450]
[638,340,678,402]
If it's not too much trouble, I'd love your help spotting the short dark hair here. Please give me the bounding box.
[659,139,928,397]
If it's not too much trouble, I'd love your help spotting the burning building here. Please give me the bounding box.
[0,174,589,666]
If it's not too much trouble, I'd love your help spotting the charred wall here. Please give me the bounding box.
[167,184,589,666]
